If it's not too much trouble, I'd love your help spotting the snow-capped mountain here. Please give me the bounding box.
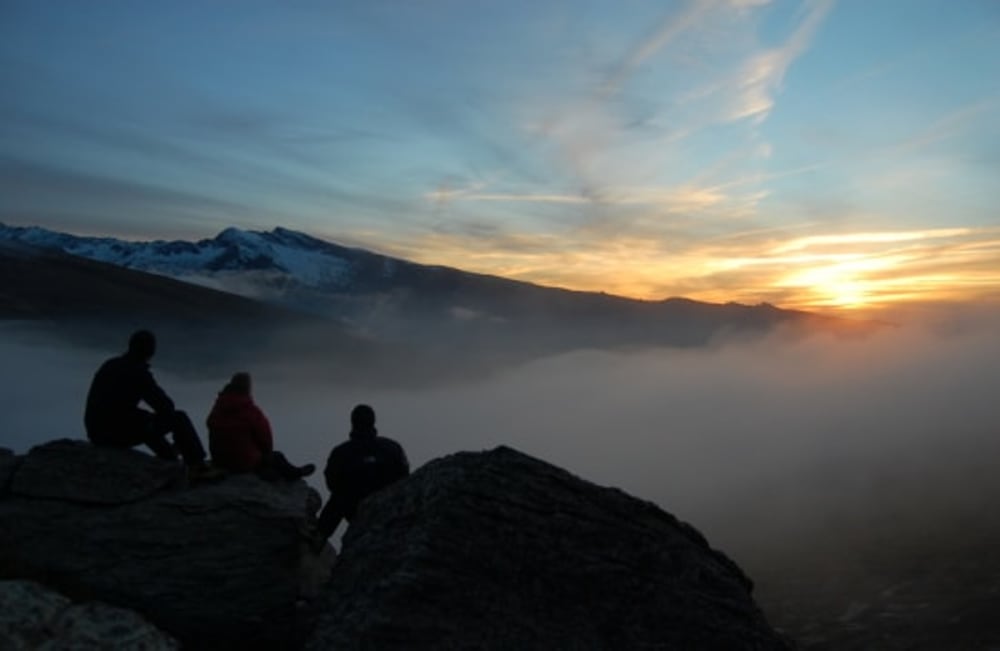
[0,222,539,335]
[0,223,382,293]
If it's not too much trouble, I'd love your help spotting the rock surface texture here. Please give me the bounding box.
[0,579,179,650]
[0,440,332,650]
[306,445,789,650]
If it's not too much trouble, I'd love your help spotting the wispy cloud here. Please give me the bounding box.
[515,1,779,212]
[425,185,730,210]
[728,0,835,123]
[427,190,588,205]
[599,0,724,98]
[496,0,835,253]
[0,157,252,237]
[771,228,975,254]
[889,97,1000,154]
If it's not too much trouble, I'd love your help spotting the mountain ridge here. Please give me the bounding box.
[0,221,773,309]
[0,222,872,360]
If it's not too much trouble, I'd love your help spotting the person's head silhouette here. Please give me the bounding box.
[127,330,156,361]
[351,404,376,432]
[226,372,252,395]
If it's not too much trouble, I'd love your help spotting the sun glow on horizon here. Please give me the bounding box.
[375,225,1000,314]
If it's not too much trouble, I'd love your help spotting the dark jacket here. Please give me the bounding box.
[84,353,174,438]
[207,392,273,472]
[324,429,409,519]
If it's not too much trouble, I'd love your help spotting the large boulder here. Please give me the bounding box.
[0,579,179,650]
[306,445,789,650]
[0,440,333,650]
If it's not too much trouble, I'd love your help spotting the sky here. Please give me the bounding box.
[1,0,998,312]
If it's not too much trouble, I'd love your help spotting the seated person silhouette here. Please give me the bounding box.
[84,330,221,481]
[316,404,409,544]
[207,372,315,480]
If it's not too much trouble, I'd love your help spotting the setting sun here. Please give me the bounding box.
[777,257,900,310]
[814,279,869,310]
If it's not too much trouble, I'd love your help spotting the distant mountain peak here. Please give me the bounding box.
[215,226,250,242]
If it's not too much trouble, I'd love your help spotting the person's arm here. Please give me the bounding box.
[206,400,221,433]
[393,442,410,479]
[140,367,175,415]
[252,406,274,455]
[324,447,341,493]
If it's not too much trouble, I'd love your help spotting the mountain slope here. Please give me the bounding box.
[0,239,386,379]
[0,223,870,353]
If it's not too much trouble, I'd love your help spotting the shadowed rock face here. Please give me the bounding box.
[0,448,17,494]
[307,446,789,650]
[0,580,179,650]
[0,440,333,650]
[10,440,184,504]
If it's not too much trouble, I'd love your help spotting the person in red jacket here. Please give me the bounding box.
[207,372,314,480]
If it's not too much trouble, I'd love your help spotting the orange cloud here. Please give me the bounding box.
[368,224,1000,314]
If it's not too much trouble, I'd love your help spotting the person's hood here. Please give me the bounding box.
[213,392,255,413]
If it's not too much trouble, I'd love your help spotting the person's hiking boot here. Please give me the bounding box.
[297,463,316,478]
[187,462,225,483]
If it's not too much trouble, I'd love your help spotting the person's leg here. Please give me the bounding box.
[145,433,180,460]
[94,410,178,460]
[256,451,283,481]
[90,426,146,448]
[151,410,206,466]
[316,496,347,541]
[260,451,315,481]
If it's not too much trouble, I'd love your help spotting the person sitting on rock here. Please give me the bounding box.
[85,330,222,481]
[316,404,410,542]
[207,372,315,481]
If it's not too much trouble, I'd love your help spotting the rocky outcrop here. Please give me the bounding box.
[0,579,178,650]
[0,447,18,495]
[4,441,788,649]
[306,445,789,650]
[0,440,333,650]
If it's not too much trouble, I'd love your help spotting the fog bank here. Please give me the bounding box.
[2,311,998,561]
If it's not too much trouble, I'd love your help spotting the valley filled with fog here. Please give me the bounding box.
[3,309,999,644]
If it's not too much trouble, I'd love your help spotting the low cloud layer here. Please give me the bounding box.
[2,311,998,567]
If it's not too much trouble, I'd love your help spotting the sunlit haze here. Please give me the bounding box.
[1,1,998,312]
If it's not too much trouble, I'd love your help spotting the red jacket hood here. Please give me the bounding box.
[207,392,272,472]
[212,392,256,412]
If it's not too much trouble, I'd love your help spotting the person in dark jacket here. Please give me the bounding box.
[316,404,409,542]
[84,330,220,480]
[207,372,315,480]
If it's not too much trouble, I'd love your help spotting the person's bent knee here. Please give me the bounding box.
[170,410,196,428]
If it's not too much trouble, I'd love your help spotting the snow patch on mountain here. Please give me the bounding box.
[223,229,352,287]
[0,223,358,294]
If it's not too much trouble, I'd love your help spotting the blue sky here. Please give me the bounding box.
[1,0,998,310]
